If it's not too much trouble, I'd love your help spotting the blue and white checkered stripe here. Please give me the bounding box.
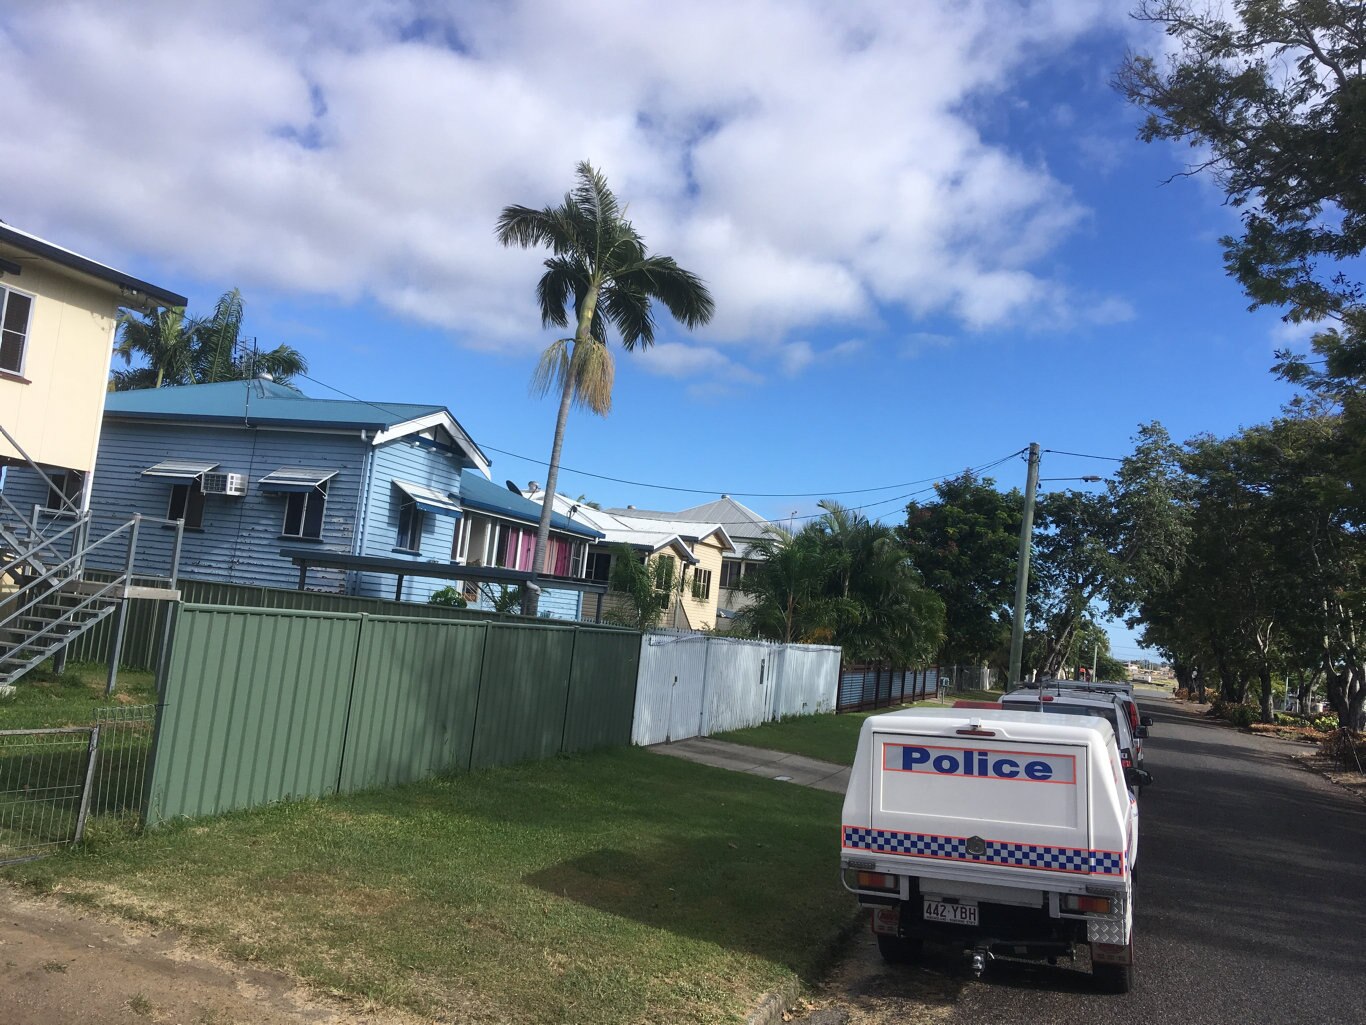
[843,826,1124,876]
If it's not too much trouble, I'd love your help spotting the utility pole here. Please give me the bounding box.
[1007,443,1040,691]
[1092,642,1098,682]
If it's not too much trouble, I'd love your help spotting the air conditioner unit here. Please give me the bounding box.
[201,472,248,496]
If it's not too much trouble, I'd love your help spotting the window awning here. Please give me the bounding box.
[258,467,338,493]
[393,479,461,517]
[142,460,219,480]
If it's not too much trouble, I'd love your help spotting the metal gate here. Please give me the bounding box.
[0,726,99,865]
[0,704,156,865]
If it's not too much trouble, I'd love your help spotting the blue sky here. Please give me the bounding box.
[1,2,1303,660]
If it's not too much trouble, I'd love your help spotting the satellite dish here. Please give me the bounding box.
[505,480,523,496]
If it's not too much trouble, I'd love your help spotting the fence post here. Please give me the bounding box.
[73,726,101,843]
[105,515,141,696]
[696,635,715,737]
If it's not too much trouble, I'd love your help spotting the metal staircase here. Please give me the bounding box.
[1,428,182,690]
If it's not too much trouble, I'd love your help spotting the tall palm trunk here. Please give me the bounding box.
[523,285,601,617]
[523,355,577,617]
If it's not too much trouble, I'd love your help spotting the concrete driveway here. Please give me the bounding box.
[646,737,850,793]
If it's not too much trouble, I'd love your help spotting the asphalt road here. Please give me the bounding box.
[941,692,1366,1025]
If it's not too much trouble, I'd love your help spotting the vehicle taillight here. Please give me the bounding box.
[1062,894,1114,914]
[855,871,900,892]
[1126,703,1139,730]
[1121,753,1132,768]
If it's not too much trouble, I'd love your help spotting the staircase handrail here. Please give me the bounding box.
[0,421,82,517]
[0,570,130,668]
[0,517,140,621]
[0,511,92,580]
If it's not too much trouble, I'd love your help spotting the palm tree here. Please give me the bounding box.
[110,288,308,390]
[733,525,848,644]
[497,162,714,614]
[112,306,197,390]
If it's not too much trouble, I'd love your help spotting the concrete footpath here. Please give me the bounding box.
[647,737,850,793]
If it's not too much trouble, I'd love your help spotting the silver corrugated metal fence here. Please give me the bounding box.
[631,634,840,745]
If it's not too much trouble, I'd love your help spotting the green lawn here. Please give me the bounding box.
[6,747,855,1025]
[713,690,1004,767]
[0,662,156,730]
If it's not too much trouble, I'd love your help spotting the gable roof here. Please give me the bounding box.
[458,471,603,540]
[104,380,490,471]
[525,488,729,560]
[673,495,771,538]
[0,221,186,308]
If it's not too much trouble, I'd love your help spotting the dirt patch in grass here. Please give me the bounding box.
[0,886,423,1025]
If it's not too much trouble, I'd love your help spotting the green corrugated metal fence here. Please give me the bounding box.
[143,604,640,825]
[144,607,363,823]
[339,616,486,791]
[67,577,548,670]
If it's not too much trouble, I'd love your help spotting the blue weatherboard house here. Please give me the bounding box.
[0,379,602,616]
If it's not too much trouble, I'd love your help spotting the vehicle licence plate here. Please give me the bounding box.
[923,899,978,926]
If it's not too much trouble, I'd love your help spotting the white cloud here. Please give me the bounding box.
[0,0,1130,357]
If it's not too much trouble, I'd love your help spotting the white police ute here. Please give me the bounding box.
[840,707,1149,992]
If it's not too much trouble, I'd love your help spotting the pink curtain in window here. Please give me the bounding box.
[519,530,536,571]
[552,539,571,576]
[503,528,518,568]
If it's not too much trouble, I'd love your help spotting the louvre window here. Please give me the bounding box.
[0,288,33,375]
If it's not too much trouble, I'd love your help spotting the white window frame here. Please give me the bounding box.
[691,567,713,601]
[0,285,35,378]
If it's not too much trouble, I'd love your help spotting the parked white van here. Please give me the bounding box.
[840,707,1149,992]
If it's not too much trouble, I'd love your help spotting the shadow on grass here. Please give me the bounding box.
[526,839,856,981]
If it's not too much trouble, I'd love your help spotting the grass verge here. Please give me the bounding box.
[6,747,853,1025]
[713,691,1003,767]
[0,662,156,729]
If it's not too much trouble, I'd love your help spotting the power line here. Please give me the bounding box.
[1042,448,1124,462]
[294,369,1027,504]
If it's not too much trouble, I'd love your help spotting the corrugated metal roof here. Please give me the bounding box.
[614,495,771,538]
[525,489,735,562]
[393,478,461,516]
[141,459,219,479]
[258,466,339,492]
[105,379,446,430]
[458,470,604,539]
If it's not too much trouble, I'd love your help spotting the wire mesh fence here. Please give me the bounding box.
[0,704,155,865]
[0,727,96,865]
[91,704,156,822]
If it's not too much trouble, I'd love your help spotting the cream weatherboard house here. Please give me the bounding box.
[0,222,186,507]
[0,223,186,686]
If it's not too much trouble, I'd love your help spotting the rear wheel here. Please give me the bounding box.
[876,934,922,964]
[1093,962,1132,994]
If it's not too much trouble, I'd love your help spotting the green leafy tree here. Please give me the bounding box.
[1118,1,1366,325]
[899,473,1022,666]
[604,544,677,631]
[814,501,944,666]
[496,162,714,615]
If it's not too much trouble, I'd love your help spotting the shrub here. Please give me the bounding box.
[1224,704,1258,728]
[1312,713,1340,732]
[1174,688,1190,701]
[428,586,467,608]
